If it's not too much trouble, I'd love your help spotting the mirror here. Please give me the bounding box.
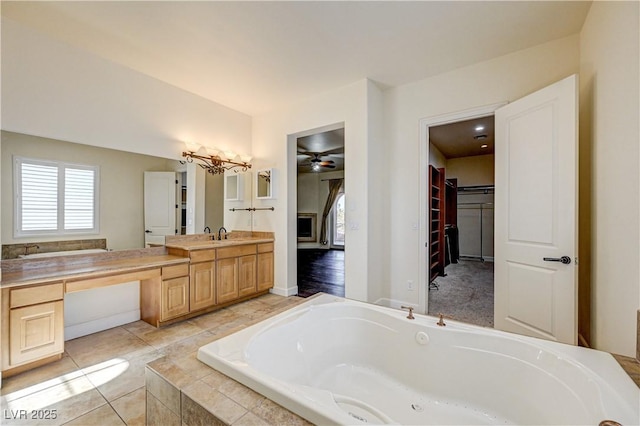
[224,173,244,201]
[0,130,252,254]
[256,168,275,199]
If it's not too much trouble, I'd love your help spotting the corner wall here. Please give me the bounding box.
[579,1,640,356]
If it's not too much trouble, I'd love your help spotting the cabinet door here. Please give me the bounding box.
[257,251,274,291]
[217,258,238,303]
[190,261,216,311]
[161,276,189,321]
[238,255,257,297]
[10,301,64,366]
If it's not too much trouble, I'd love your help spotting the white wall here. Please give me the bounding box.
[251,79,382,301]
[580,1,640,356]
[383,35,580,314]
[1,17,251,166]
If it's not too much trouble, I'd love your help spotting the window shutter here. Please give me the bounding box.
[64,167,95,230]
[20,162,58,231]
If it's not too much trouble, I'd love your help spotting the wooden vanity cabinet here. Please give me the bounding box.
[1,282,64,375]
[216,244,257,303]
[257,243,274,291]
[189,249,216,312]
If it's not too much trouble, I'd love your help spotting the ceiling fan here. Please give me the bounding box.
[297,147,342,171]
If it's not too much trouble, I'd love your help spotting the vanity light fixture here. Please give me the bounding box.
[182,142,252,175]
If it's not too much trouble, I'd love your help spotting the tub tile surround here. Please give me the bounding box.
[0,293,304,426]
[1,238,107,260]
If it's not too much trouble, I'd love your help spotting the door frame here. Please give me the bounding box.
[418,102,507,315]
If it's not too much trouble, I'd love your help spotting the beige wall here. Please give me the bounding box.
[446,154,495,187]
[1,131,178,250]
[428,143,447,168]
[580,1,640,356]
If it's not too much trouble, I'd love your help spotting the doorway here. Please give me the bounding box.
[419,104,504,327]
[295,126,345,298]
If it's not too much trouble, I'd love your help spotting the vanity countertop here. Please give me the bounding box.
[164,237,274,251]
[0,249,189,289]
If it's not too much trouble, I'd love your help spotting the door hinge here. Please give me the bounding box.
[175,179,178,184]
[175,204,179,209]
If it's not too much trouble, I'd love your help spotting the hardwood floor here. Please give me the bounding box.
[297,249,345,297]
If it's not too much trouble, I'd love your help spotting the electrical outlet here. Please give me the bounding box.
[407,280,414,291]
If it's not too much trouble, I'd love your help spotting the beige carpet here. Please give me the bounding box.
[428,259,494,328]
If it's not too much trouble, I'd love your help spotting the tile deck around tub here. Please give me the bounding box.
[2,293,638,426]
[0,293,306,426]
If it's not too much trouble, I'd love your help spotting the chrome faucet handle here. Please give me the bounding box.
[400,306,415,320]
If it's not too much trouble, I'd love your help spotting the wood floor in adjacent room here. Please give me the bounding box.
[297,249,345,298]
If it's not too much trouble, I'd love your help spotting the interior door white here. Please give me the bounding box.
[144,171,177,246]
[494,74,578,345]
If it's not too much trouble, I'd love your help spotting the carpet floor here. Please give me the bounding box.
[428,259,494,328]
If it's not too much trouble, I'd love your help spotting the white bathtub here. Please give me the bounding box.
[198,294,639,425]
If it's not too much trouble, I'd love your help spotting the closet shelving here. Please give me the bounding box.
[429,165,446,283]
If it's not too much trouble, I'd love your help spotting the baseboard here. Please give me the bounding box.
[270,285,299,297]
[64,310,140,341]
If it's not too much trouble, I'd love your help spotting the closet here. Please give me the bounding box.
[429,166,445,283]
[457,185,494,261]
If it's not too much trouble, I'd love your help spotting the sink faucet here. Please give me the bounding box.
[204,226,211,234]
[217,226,228,240]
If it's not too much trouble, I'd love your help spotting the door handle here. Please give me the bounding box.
[543,256,571,265]
[145,230,152,234]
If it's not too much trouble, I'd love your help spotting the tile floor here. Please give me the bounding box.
[1,293,303,425]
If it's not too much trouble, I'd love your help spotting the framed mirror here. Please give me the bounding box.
[256,168,276,199]
[224,173,244,201]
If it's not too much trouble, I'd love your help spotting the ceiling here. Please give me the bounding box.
[297,128,344,174]
[430,116,495,159]
[1,1,592,116]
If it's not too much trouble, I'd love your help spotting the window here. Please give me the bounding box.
[14,157,99,237]
[332,193,345,246]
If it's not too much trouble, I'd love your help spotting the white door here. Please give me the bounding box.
[494,74,578,344]
[144,171,177,246]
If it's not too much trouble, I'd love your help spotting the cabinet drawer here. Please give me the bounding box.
[10,283,64,308]
[190,249,216,263]
[257,242,274,253]
[162,263,189,279]
[217,244,256,259]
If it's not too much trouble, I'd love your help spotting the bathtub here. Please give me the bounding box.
[197,294,639,425]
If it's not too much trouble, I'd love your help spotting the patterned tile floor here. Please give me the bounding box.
[0,293,303,425]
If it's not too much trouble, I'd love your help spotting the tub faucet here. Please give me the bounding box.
[401,306,415,320]
[437,314,446,327]
[217,226,228,240]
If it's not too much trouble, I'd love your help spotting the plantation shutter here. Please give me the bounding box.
[15,157,99,236]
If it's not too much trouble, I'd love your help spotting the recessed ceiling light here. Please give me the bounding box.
[481,144,488,149]
[475,125,485,132]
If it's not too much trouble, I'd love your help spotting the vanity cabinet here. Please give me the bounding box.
[216,244,257,303]
[189,249,216,311]
[1,282,64,375]
[257,243,274,291]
